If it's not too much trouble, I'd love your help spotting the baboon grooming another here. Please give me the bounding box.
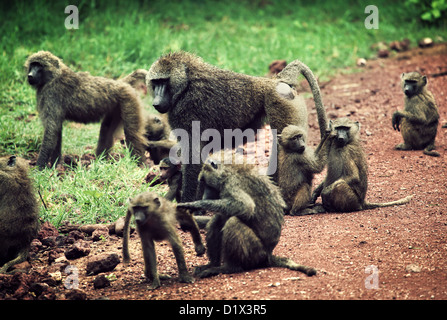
[177,155,317,278]
[25,51,148,169]
[312,118,412,212]
[0,156,39,273]
[392,72,440,157]
[122,192,194,289]
[147,51,328,202]
[278,125,329,215]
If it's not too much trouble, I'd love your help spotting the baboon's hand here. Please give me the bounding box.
[392,112,401,131]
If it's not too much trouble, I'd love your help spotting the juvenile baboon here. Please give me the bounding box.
[0,156,40,273]
[278,125,329,216]
[392,72,440,157]
[120,69,148,95]
[312,118,413,212]
[145,114,176,164]
[177,156,317,278]
[146,51,328,202]
[158,157,206,255]
[159,157,182,202]
[122,192,194,289]
[25,51,148,169]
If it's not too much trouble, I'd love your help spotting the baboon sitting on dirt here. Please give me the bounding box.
[178,153,317,278]
[0,156,40,273]
[392,72,440,157]
[312,118,412,212]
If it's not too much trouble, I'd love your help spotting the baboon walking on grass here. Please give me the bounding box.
[25,51,148,169]
[0,156,39,273]
[312,118,412,212]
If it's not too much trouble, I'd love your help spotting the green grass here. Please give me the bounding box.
[0,0,446,227]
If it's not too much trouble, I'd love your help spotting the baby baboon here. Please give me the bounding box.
[278,125,329,215]
[159,157,182,202]
[0,156,40,273]
[145,114,176,164]
[25,51,148,169]
[392,72,440,157]
[122,192,194,289]
[120,69,148,95]
[147,51,328,202]
[177,156,317,278]
[312,118,412,212]
[158,158,206,255]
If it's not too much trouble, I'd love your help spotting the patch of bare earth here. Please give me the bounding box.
[1,44,446,304]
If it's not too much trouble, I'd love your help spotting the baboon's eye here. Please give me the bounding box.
[7,156,16,167]
[208,159,218,169]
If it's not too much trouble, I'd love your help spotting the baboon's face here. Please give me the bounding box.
[128,193,161,227]
[27,62,44,87]
[280,125,306,153]
[401,72,426,98]
[330,118,360,148]
[145,116,164,140]
[150,78,171,113]
[159,158,180,180]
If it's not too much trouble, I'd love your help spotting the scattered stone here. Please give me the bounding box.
[418,37,433,48]
[92,226,110,241]
[86,253,120,275]
[356,58,367,67]
[377,49,390,58]
[93,274,111,289]
[64,240,91,260]
[65,288,87,300]
[406,264,422,273]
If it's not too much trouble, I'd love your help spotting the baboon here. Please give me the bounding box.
[120,69,148,95]
[147,51,328,202]
[312,118,413,212]
[278,125,329,216]
[177,155,317,278]
[25,51,148,169]
[159,157,206,255]
[122,191,194,289]
[0,156,40,273]
[159,157,182,202]
[145,114,176,164]
[392,72,440,157]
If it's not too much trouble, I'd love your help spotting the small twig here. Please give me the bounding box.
[38,189,48,211]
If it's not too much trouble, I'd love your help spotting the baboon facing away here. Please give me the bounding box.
[312,118,412,212]
[278,125,329,215]
[145,114,176,165]
[0,156,40,273]
[122,192,194,289]
[177,155,317,278]
[392,72,440,157]
[25,51,148,169]
[146,51,328,202]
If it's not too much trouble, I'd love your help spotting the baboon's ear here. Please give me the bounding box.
[355,121,361,131]
[421,75,427,86]
[7,156,16,167]
[154,197,161,207]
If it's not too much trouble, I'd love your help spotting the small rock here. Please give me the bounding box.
[65,288,87,300]
[65,230,85,244]
[377,49,389,58]
[356,58,367,67]
[38,221,59,241]
[64,240,91,260]
[406,264,421,273]
[92,226,109,241]
[93,274,111,289]
[114,217,126,237]
[86,253,120,275]
[418,37,433,48]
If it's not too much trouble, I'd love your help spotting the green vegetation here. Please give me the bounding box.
[0,0,445,227]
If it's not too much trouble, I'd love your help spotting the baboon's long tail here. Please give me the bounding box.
[270,255,317,276]
[277,60,328,139]
[364,195,413,209]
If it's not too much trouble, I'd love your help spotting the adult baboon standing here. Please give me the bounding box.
[147,51,327,202]
[25,51,148,168]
